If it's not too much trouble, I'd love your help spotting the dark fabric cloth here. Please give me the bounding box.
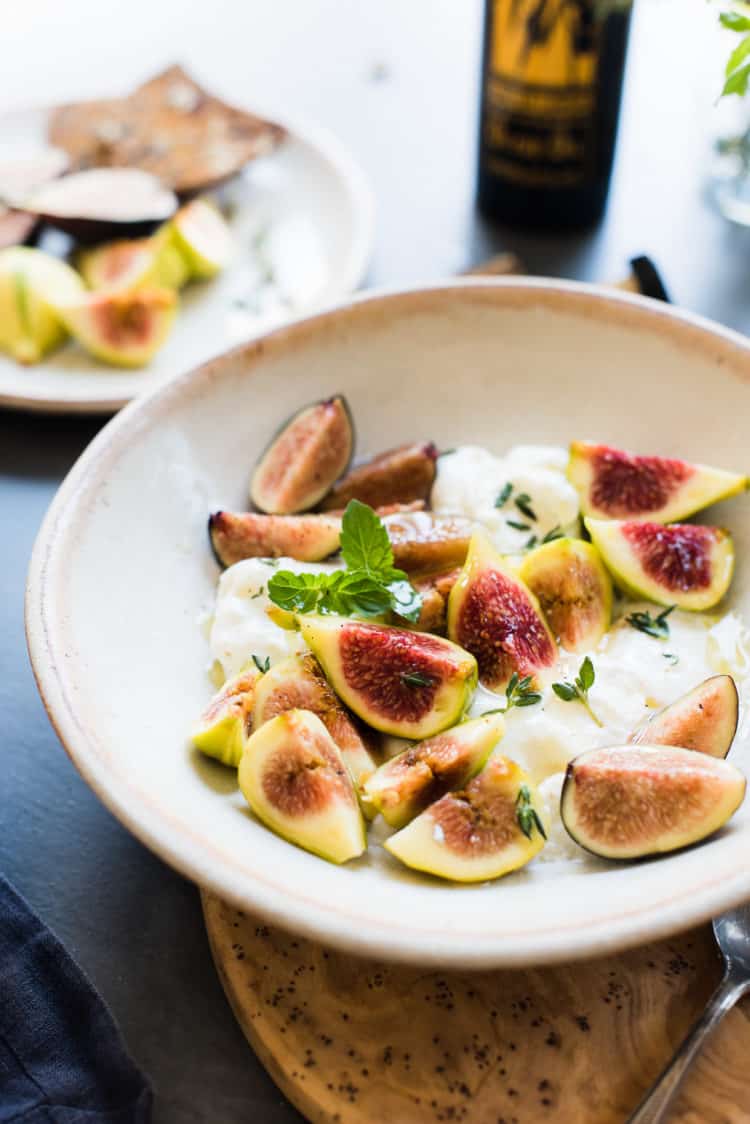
[0,874,152,1123]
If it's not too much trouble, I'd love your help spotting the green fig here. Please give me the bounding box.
[518,537,612,652]
[55,285,177,367]
[170,198,233,279]
[0,246,84,363]
[629,675,738,759]
[191,666,259,766]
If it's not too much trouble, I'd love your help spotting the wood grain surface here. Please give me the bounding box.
[203,891,750,1123]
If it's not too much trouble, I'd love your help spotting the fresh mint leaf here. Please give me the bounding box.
[339,499,393,574]
[723,58,750,96]
[388,577,422,623]
[726,31,750,77]
[267,570,327,612]
[721,11,750,30]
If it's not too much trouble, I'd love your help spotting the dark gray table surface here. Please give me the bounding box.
[3,2,750,1121]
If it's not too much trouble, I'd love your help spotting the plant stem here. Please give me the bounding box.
[580,694,603,728]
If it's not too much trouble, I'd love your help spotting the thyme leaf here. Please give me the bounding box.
[626,604,675,640]
[552,656,602,727]
[495,481,513,508]
[401,671,433,689]
[516,784,547,840]
[252,654,271,674]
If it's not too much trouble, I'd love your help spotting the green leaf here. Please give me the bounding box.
[726,33,750,78]
[723,59,750,96]
[401,670,433,688]
[552,682,577,702]
[252,653,271,673]
[541,525,564,544]
[388,578,423,623]
[339,499,393,574]
[578,655,595,692]
[721,12,750,31]
[514,493,537,522]
[267,570,326,612]
[506,518,531,531]
[626,604,675,640]
[515,784,547,841]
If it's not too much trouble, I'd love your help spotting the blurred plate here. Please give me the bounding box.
[0,102,374,414]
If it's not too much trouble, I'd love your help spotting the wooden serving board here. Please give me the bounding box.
[202,891,750,1123]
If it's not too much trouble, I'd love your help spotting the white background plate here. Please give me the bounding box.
[25,281,750,968]
[0,104,373,414]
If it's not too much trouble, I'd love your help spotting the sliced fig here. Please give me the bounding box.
[0,148,69,250]
[170,199,233,279]
[208,511,341,567]
[319,442,439,511]
[17,168,178,242]
[569,442,747,523]
[54,286,177,367]
[363,713,504,828]
[383,511,472,575]
[629,675,739,759]
[447,531,557,691]
[77,231,189,293]
[252,653,379,791]
[250,396,354,515]
[191,666,259,767]
[518,537,612,652]
[585,518,734,611]
[560,744,746,859]
[384,755,547,882]
[0,211,37,251]
[0,247,84,364]
[298,615,477,739]
[238,708,367,863]
[402,569,461,633]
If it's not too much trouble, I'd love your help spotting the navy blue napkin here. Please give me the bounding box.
[0,874,152,1123]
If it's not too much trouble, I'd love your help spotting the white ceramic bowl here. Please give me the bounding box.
[26,280,750,967]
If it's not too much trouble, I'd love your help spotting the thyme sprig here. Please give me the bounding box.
[483,672,542,716]
[401,671,433,689]
[252,653,271,674]
[514,492,537,522]
[626,604,675,640]
[552,656,602,727]
[516,784,547,841]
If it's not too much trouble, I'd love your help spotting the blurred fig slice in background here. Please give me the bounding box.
[629,675,738,759]
[48,65,286,197]
[560,744,746,859]
[55,286,177,367]
[16,168,178,242]
[250,396,354,514]
[0,247,84,364]
[0,147,69,249]
[568,441,747,522]
[319,442,439,511]
[209,511,342,567]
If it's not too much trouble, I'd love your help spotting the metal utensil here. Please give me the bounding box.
[628,903,750,1123]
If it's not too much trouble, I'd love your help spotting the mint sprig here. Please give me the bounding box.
[267,500,422,623]
[719,5,750,96]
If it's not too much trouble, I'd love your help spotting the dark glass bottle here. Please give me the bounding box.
[477,0,633,229]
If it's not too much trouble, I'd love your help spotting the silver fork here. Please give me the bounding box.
[628,903,750,1123]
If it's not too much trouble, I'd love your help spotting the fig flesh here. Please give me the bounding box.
[363,712,504,828]
[252,653,379,791]
[629,675,738,759]
[191,666,259,767]
[169,199,233,279]
[569,441,747,523]
[78,230,189,293]
[560,744,746,859]
[385,755,547,882]
[250,396,354,515]
[208,511,342,567]
[0,247,84,363]
[238,708,366,863]
[0,148,69,250]
[585,518,734,611]
[319,442,439,511]
[518,537,612,652]
[55,286,177,367]
[447,531,557,690]
[382,511,472,575]
[17,168,178,242]
[403,568,461,633]
[298,615,477,739]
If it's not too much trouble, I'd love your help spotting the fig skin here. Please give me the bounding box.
[191,666,259,767]
[363,713,504,829]
[447,531,557,691]
[252,653,379,793]
[0,247,84,364]
[560,744,746,860]
[250,396,354,515]
[382,511,473,575]
[78,231,190,293]
[298,615,477,740]
[629,675,739,759]
[238,708,367,864]
[568,441,747,523]
[585,517,734,611]
[319,442,439,511]
[518,537,612,653]
[209,511,342,567]
[384,755,547,882]
[169,198,233,279]
[54,285,177,367]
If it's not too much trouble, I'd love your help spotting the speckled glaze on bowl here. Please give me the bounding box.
[25,280,750,968]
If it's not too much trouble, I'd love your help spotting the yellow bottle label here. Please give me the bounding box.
[483,0,606,188]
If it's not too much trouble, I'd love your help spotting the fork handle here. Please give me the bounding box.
[627,973,750,1124]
